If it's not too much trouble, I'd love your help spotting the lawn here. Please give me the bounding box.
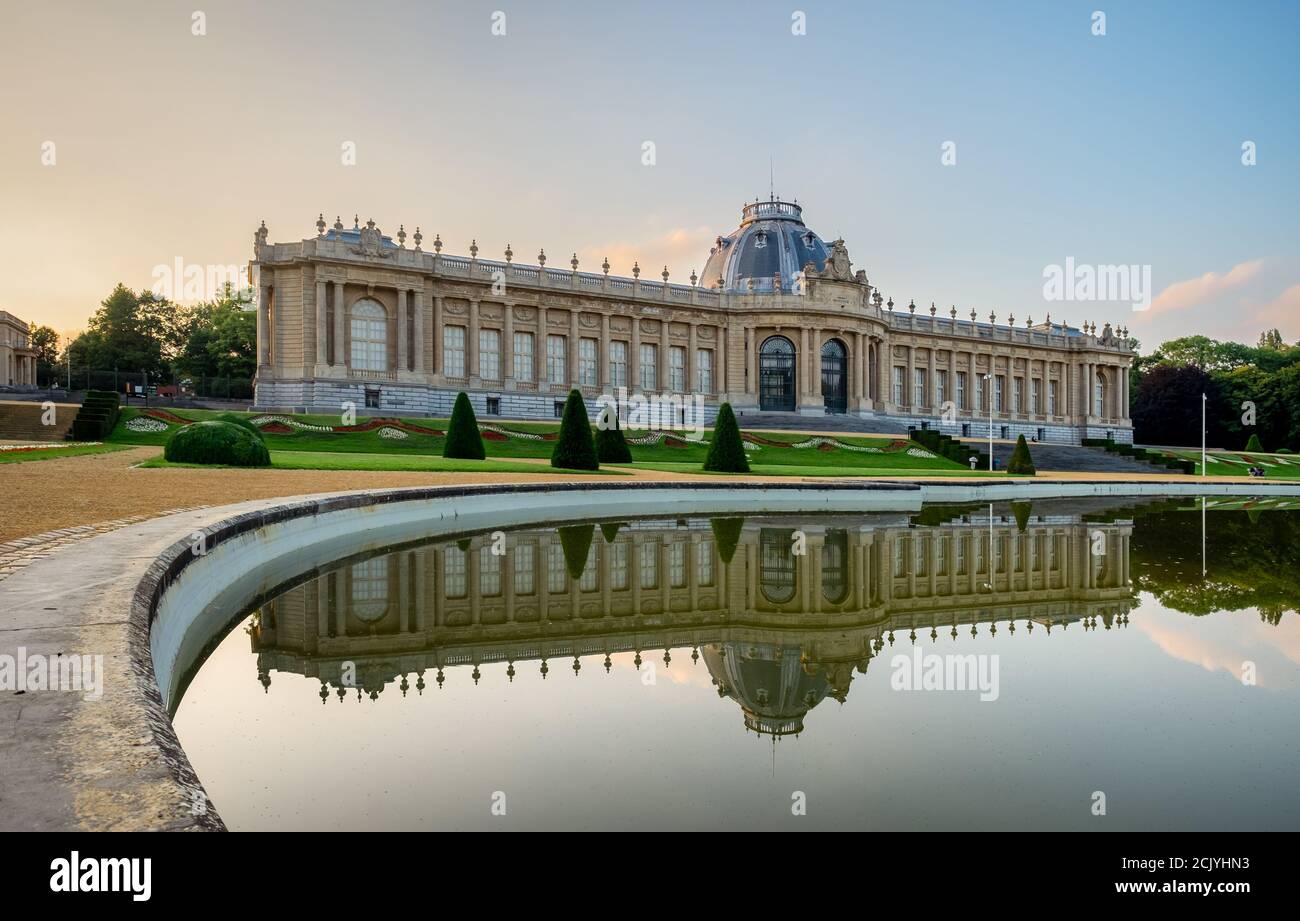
[615,461,1004,478]
[138,450,618,475]
[108,406,974,476]
[0,443,133,464]
[1163,448,1300,479]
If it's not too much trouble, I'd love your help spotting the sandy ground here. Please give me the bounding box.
[0,445,1272,545]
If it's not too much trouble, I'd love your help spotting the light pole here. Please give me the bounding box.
[1201,391,1207,476]
[984,373,994,472]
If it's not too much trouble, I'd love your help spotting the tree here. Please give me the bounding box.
[595,417,633,463]
[551,389,599,470]
[174,283,255,380]
[702,403,749,473]
[28,325,60,385]
[64,283,183,379]
[558,524,595,579]
[443,392,485,460]
[1131,364,1219,447]
[1244,433,1264,453]
[1006,434,1036,475]
[710,517,745,565]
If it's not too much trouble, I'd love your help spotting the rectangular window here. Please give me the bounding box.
[913,368,926,407]
[936,370,947,406]
[1013,377,1023,413]
[696,541,715,586]
[513,545,535,594]
[639,344,658,391]
[639,542,658,589]
[697,348,714,393]
[610,341,628,388]
[364,388,380,409]
[443,326,466,378]
[547,544,567,592]
[609,542,629,590]
[956,371,967,409]
[513,332,534,382]
[975,374,986,411]
[479,329,501,380]
[579,337,598,386]
[1048,380,1059,415]
[669,346,687,392]
[485,397,500,416]
[546,334,566,384]
[892,367,904,404]
[1031,378,1041,414]
[994,375,1005,412]
[479,552,501,597]
[579,545,598,591]
[669,541,687,588]
[553,401,565,419]
[443,547,466,598]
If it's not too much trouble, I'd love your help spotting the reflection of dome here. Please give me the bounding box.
[700,199,830,294]
[703,642,833,737]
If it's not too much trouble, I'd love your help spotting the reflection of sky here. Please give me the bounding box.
[176,600,1300,831]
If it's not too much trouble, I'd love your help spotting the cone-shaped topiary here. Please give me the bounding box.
[456,537,472,553]
[600,522,624,543]
[1011,500,1032,533]
[443,392,485,460]
[595,418,633,463]
[558,524,595,579]
[703,403,749,473]
[164,420,270,467]
[710,517,745,565]
[1245,433,1264,453]
[1005,434,1036,476]
[551,389,599,470]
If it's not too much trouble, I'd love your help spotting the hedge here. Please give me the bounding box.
[551,389,599,470]
[702,403,749,473]
[443,392,485,460]
[1006,434,1036,475]
[163,420,271,467]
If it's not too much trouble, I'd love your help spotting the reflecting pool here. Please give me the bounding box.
[173,496,1300,831]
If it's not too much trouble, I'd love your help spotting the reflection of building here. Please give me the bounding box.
[249,199,1133,442]
[1,311,37,388]
[246,509,1136,736]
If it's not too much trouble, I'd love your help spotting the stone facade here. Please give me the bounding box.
[251,202,1134,443]
[0,310,37,389]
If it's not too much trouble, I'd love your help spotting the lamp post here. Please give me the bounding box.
[1201,392,1207,476]
[984,373,994,472]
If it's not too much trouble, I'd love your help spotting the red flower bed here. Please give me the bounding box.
[143,409,192,425]
[260,422,293,435]
[481,430,508,441]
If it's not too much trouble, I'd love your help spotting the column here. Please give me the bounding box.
[332,281,345,368]
[631,316,641,390]
[396,288,408,373]
[744,327,756,398]
[659,318,670,392]
[569,310,580,388]
[414,291,425,374]
[315,279,328,366]
[811,329,823,401]
[798,328,809,399]
[503,300,514,381]
[536,305,548,388]
[469,300,480,379]
[688,323,698,392]
[257,282,271,368]
[600,314,611,387]
[432,295,443,377]
[905,345,915,410]
[850,332,861,403]
[718,324,728,398]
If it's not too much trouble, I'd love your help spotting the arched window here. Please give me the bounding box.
[350,556,390,623]
[759,336,796,412]
[821,529,850,604]
[820,338,848,414]
[1094,371,1106,417]
[350,299,388,372]
[759,529,797,605]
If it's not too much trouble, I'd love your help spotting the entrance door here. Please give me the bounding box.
[821,339,847,414]
[759,336,796,412]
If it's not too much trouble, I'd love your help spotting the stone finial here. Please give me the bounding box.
[1045,312,1052,325]
[433,234,442,254]
[316,213,326,237]
[504,243,513,263]
[413,227,423,251]
[886,296,894,311]
[1026,315,1033,327]
[716,274,725,289]
[397,224,406,248]
[990,311,997,324]
[929,302,936,316]
[571,253,579,272]
[333,215,344,232]
[908,299,916,314]
[950,305,957,319]
[773,271,782,290]
[538,248,546,266]
[470,239,478,258]
[690,268,698,287]
[353,214,360,230]
[662,265,670,283]
[970,308,977,321]
[632,261,640,279]
[602,256,610,275]
[1008,312,1015,325]
[256,220,268,243]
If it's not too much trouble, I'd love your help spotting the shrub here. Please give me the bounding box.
[443,392,485,460]
[558,524,595,579]
[600,522,624,543]
[213,412,265,441]
[710,517,744,564]
[164,420,270,467]
[1006,434,1036,476]
[703,403,749,473]
[1245,433,1264,453]
[595,419,633,463]
[551,389,599,470]
[1011,501,1032,533]
[1278,448,1294,455]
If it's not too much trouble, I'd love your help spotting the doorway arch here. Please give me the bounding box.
[759,336,796,412]
[820,338,847,414]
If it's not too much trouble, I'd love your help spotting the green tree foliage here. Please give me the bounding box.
[443,392,485,460]
[213,412,266,442]
[28,324,60,384]
[595,417,633,463]
[1131,364,1218,446]
[710,517,744,565]
[599,522,624,543]
[1011,501,1032,532]
[174,283,256,380]
[1005,434,1036,475]
[1244,433,1264,452]
[550,389,599,470]
[164,420,270,467]
[702,403,749,473]
[558,524,595,580]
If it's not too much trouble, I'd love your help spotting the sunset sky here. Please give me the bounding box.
[2,0,1297,350]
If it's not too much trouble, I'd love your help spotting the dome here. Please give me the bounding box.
[703,642,832,737]
[700,199,830,294]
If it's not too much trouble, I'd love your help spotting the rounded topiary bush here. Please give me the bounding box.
[213,412,266,441]
[703,403,749,473]
[164,420,271,467]
[551,389,599,470]
[1005,434,1036,476]
[443,392,485,460]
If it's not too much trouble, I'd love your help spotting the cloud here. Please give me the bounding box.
[1254,283,1300,337]
[577,226,715,281]
[1148,259,1264,315]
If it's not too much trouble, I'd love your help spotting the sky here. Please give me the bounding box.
[1,0,1297,352]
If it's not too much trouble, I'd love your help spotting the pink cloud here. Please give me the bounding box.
[1254,283,1300,338]
[577,227,715,281]
[1148,259,1264,314]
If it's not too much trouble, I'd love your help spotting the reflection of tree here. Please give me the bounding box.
[558,525,595,579]
[1131,509,1300,621]
[710,517,744,564]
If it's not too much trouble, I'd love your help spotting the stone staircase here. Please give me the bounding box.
[0,400,79,442]
[736,411,914,437]
[963,439,1167,474]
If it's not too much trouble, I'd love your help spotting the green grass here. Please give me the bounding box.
[0,443,133,464]
[138,450,620,475]
[616,461,1006,478]
[1163,448,1300,479]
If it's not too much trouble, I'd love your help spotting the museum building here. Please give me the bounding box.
[250,198,1134,443]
